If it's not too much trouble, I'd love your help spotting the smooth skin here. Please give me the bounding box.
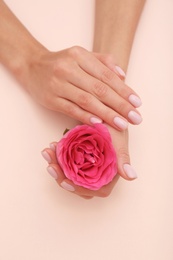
[0,0,142,131]
[0,0,145,199]
[42,0,146,199]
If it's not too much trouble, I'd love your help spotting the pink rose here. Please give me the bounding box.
[56,124,117,190]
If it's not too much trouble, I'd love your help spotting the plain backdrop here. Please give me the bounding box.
[0,0,173,259]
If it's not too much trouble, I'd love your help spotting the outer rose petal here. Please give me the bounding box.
[56,124,117,190]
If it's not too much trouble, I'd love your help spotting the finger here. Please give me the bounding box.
[76,49,142,108]
[54,96,104,125]
[57,82,142,130]
[42,149,94,198]
[41,148,57,164]
[93,52,126,79]
[107,126,137,180]
[49,142,57,151]
[42,147,94,198]
[46,165,80,195]
[46,159,119,198]
[66,68,142,125]
[79,195,94,200]
[53,94,128,131]
[47,163,65,182]
[56,92,128,131]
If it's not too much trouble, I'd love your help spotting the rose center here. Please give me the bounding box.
[84,154,95,164]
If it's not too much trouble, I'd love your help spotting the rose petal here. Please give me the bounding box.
[56,124,117,190]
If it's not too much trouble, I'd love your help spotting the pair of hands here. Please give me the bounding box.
[31,46,142,198]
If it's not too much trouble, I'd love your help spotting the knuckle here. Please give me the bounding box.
[93,81,108,98]
[101,69,115,82]
[53,62,61,74]
[42,93,54,109]
[118,85,130,98]
[49,77,62,96]
[78,93,92,108]
[118,147,130,161]
[117,100,126,113]
[104,54,114,64]
[68,45,84,57]
[117,82,133,99]
[64,103,77,117]
[53,61,77,77]
[53,60,67,75]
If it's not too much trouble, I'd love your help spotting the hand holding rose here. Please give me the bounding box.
[42,124,137,199]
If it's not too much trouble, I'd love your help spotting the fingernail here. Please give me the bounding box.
[123,164,137,179]
[90,117,102,124]
[41,150,51,163]
[129,94,142,107]
[49,143,56,151]
[113,117,128,130]
[128,111,143,124]
[115,65,126,78]
[61,181,75,192]
[47,166,58,179]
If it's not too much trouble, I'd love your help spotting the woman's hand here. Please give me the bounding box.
[0,2,142,130]
[41,125,137,199]
[22,46,142,130]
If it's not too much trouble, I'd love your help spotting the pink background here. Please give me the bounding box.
[0,0,173,259]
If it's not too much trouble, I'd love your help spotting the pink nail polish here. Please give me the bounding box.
[123,164,137,179]
[90,117,102,124]
[61,181,75,192]
[113,117,128,130]
[128,111,143,125]
[129,94,142,108]
[41,151,51,163]
[47,166,58,179]
[49,143,56,151]
[115,65,126,77]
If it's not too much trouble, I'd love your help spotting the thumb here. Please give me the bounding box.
[107,125,137,181]
[117,147,137,181]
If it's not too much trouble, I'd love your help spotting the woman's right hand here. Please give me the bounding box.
[41,125,136,199]
[21,46,142,130]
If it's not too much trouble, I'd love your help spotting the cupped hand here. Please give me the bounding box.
[41,125,137,199]
[24,46,142,131]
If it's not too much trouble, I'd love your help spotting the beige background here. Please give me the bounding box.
[0,0,173,259]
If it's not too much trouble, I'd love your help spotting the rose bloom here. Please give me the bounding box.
[56,124,117,190]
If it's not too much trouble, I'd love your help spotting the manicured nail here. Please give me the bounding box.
[129,94,142,107]
[128,111,143,124]
[123,164,137,179]
[49,143,56,151]
[115,65,126,78]
[47,166,58,179]
[61,181,75,192]
[90,117,102,124]
[113,117,128,130]
[41,150,51,163]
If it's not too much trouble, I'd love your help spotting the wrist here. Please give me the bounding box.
[93,42,129,73]
[93,0,146,73]
[9,40,48,86]
[0,0,48,85]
